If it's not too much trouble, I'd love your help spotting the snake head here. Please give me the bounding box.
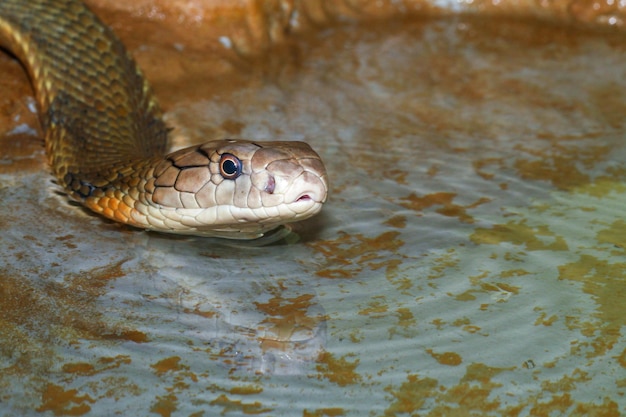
[138,140,328,238]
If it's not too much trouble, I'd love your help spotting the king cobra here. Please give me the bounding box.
[0,0,328,239]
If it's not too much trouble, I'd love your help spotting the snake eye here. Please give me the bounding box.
[219,153,242,180]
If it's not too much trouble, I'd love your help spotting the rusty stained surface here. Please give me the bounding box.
[1,0,626,416]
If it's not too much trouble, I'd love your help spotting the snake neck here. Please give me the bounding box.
[0,0,169,176]
[59,156,162,227]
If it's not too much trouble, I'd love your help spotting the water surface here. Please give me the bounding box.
[1,16,625,416]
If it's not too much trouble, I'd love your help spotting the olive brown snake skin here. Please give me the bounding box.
[0,0,328,239]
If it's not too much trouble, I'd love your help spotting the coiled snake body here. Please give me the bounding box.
[0,0,328,238]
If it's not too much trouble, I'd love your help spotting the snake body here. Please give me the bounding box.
[0,0,328,238]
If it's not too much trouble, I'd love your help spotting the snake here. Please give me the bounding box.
[0,0,328,239]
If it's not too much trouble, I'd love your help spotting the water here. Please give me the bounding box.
[1,16,625,416]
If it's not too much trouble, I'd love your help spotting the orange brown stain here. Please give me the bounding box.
[303,408,346,417]
[254,292,325,349]
[99,354,132,365]
[534,311,559,326]
[150,393,178,417]
[54,234,78,250]
[463,325,482,334]
[357,297,389,317]
[384,374,439,416]
[512,141,611,190]
[426,349,463,366]
[454,282,520,303]
[183,305,218,319]
[582,175,626,197]
[383,214,407,229]
[61,363,96,376]
[384,363,538,416]
[229,385,263,395]
[499,269,530,278]
[395,307,416,328]
[474,132,626,194]
[398,192,491,224]
[470,219,569,251]
[473,157,505,180]
[0,258,145,381]
[427,248,459,280]
[36,383,95,416]
[480,282,520,297]
[558,254,626,359]
[308,231,404,279]
[150,356,186,375]
[384,258,413,294]
[617,348,626,368]
[382,168,408,185]
[467,270,489,286]
[596,219,626,250]
[431,318,445,330]
[209,394,272,415]
[444,363,514,413]
[315,351,362,387]
[101,329,148,343]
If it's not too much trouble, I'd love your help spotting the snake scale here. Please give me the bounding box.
[0,0,328,239]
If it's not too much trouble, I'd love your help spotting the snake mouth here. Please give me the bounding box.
[294,190,327,204]
[288,174,328,204]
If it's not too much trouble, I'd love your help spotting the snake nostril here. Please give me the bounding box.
[264,175,275,194]
[296,194,312,202]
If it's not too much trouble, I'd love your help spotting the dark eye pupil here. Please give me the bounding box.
[220,154,242,179]
[222,159,237,175]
